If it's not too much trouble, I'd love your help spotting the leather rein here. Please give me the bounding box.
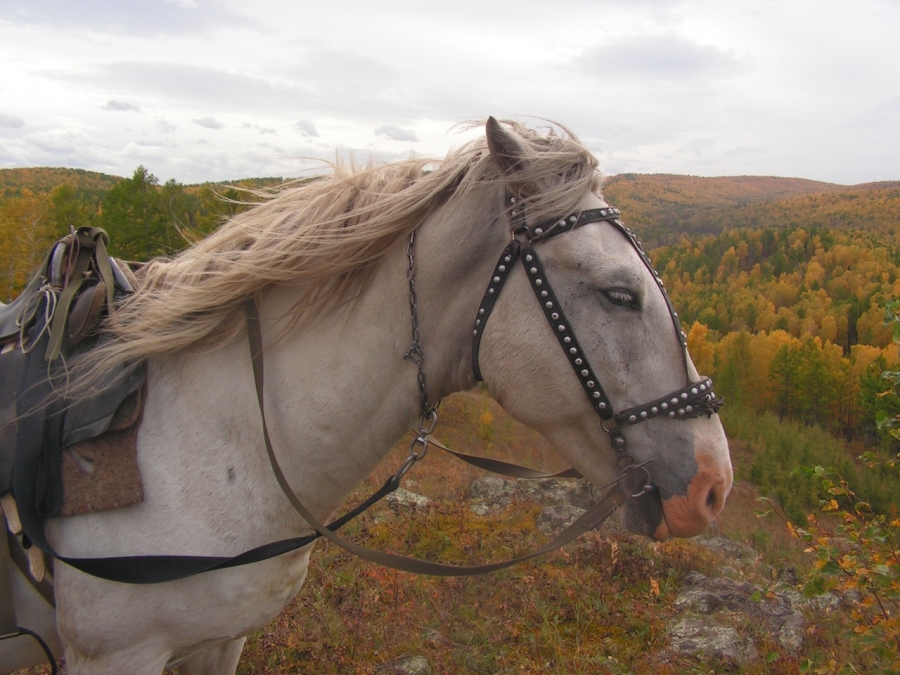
[247,194,722,576]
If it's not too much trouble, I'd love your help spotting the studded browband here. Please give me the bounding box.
[471,195,722,464]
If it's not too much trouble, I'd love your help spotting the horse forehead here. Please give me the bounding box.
[553,222,647,284]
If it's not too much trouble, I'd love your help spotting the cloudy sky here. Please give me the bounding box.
[1,0,898,185]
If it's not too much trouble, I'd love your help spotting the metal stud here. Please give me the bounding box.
[551,312,559,320]
[563,337,571,344]
[671,398,678,405]
[651,407,658,414]
[473,329,478,336]
[570,348,577,355]
[475,319,481,326]
[628,415,637,423]
[525,254,533,262]
[686,405,693,413]
[530,267,537,275]
[493,276,500,283]
[488,288,495,294]
[558,325,566,332]
[498,265,506,273]
[668,411,675,418]
[681,392,688,400]
[615,437,625,446]
[587,380,595,388]
[580,369,589,377]
[540,290,548,297]
[640,411,648,419]
[691,388,698,395]
[569,215,577,223]
[558,219,566,226]
[678,409,685,416]
[479,308,485,315]
[598,401,606,408]
[545,301,553,309]
[600,209,607,216]
[504,256,511,263]
[535,279,543,286]
[535,228,544,235]
[593,392,601,399]
[574,358,583,365]
[661,402,668,410]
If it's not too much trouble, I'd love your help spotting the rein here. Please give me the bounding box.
[243,194,718,577]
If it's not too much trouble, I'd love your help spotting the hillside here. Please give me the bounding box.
[0,167,123,200]
[603,173,900,242]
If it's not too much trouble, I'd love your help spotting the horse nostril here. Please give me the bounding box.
[706,487,717,509]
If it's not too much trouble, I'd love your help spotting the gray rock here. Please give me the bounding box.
[375,654,432,675]
[386,488,430,510]
[669,617,757,663]
[536,504,586,535]
[674,574,806,653]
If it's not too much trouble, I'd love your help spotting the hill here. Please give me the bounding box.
[603,174,900,242]
[0,167,123,200]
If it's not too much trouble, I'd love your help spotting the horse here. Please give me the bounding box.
[2,118,732,674]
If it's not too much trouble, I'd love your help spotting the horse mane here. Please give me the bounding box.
[72,119,599,390]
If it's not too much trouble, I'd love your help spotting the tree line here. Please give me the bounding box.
[0,166,280,302]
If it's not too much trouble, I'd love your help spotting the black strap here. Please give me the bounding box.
[520,244,615,419]
[472,240,520,381]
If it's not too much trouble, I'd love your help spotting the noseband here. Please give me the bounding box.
[471,194,722,471]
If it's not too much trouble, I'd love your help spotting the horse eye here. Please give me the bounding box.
[604,289,639,308]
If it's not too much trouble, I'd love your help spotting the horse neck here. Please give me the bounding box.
[255,185,507,516]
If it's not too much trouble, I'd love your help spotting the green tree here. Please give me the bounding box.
[99,166,191,261]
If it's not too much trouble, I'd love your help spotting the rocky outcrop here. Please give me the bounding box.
[668,571,806,662]
[467,475,821,667]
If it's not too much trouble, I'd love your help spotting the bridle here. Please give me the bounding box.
[470,193,723,482]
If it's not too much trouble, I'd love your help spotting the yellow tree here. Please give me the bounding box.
[0,189,57,302]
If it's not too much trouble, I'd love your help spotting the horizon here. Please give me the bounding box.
[2,164,898,190]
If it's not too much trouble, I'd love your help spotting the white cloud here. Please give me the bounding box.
[0,114,25,129]
[575,33,748,81]
[293,120,319,137]
[375,125,418,142]
[102,99,142,112]
[192,117,224,129]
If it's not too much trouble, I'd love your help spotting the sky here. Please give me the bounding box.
[0,0,898,186]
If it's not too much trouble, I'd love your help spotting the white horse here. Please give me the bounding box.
[3,118,732,674]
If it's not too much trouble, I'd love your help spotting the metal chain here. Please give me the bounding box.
[399,228,440,480]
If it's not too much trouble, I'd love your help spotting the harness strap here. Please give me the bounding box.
[0,522,17,636]
[246,300,628,576]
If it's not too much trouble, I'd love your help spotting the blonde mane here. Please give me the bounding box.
[75,120,599,389]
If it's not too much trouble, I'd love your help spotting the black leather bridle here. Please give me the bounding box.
[471,194,723,473]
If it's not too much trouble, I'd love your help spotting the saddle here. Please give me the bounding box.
[0,227,145,521]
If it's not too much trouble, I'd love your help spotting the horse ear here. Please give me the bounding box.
[486,117,528,177]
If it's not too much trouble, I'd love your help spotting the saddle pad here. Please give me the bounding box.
[59,386,144,516]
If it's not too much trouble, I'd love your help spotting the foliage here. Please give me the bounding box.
[786,466,900,675]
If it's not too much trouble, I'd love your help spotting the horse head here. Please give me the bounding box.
[475,118,732,539]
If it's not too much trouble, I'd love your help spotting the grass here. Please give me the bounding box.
[8,389,883,674]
